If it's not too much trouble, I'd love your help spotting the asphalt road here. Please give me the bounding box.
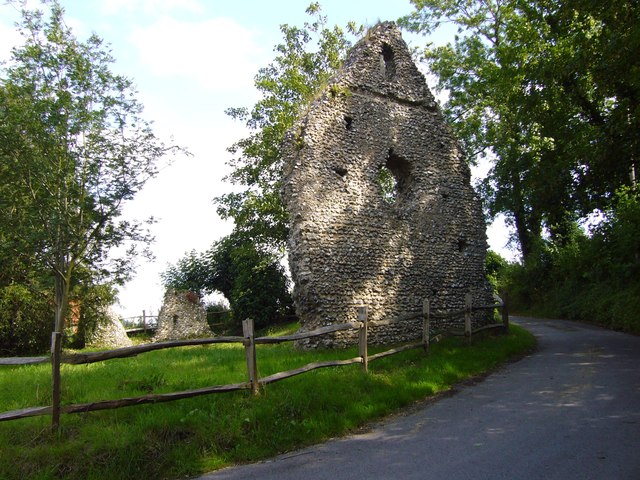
[198,317,640,480]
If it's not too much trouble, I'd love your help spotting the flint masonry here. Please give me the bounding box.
[282,22,493,348]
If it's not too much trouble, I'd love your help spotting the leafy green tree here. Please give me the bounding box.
[160,250,213,299]
[484,250,509,294]
[589,187,640,283]
[162,233,293,330]
[0,1,182,345]
[216,3,359,249]
[401,0,639,262]
[497,187,640,333]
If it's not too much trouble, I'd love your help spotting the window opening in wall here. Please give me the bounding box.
[381,43,396,80]
[457,238,468,253]
[344,115,353,130]
[172,314,179,326]
[378,165,397,204]
[378,149,411,204]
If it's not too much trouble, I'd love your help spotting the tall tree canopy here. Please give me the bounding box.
[216,3,359,249]
[0,2,183,343]
[401,0,639,261]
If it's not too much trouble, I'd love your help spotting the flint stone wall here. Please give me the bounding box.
[86,308,132,349]
[153,289,211,341]
[282,22,494,348]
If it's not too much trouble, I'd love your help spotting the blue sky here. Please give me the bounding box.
[0,0,512,317]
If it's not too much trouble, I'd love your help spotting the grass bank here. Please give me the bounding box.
[0,323,535,480]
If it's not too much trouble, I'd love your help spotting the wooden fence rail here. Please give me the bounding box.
[121,311,159,333]
[0,356,49,365]
[0,293,508,427]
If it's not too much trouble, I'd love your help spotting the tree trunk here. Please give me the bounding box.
[509,169,542,264]
[51,265,70,431]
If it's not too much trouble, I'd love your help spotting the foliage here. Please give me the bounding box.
[0,282,52,356]
[0,325,534,479]
[170,3,359,333]
[0,1,183,346]
[69,280,118,349]
[162,232,294,330]
[160,250,211,299]
[216,3,360,248]
[0,275,116,355]
[378,165,400,205]
[498,187,640,333]
[205,300,233,333]
[401,0,639,263]
[484,250,509,294]
[0,240,52,355]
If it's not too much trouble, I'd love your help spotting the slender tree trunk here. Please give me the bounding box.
[51,263,70,431]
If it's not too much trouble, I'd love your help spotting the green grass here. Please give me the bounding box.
[0,323,535,480]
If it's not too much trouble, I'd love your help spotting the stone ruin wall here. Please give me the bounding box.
[86,308,132,349]
[282,22,494,348]
[153,289,211,341]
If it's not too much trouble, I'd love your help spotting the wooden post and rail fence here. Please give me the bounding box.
[0,293,509,428]
[121,310,159,334]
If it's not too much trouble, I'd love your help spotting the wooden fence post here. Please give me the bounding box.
[142,310,147,333]
[422,299,430,353]
[464,293,472,345]
[242,318,259,395]
[51,331,62,430]
[501,291,510,333]
[358,306,368,373]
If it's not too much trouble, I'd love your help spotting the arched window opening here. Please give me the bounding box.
[381,43,396,80]
[378,149,411,204]
[378,165,397,204]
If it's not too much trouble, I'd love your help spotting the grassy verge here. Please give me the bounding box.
[0,323,535,480]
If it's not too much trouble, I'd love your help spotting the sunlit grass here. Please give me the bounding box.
[0,324,535,480]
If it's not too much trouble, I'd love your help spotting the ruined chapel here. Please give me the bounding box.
[282,22,493,348]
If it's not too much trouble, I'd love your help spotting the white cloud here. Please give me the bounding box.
[130,16,264,92]
[0,21,21,62]
[0,1,36,62]
[100,0,205,16]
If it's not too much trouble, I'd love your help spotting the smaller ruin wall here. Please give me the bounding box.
[282,22,494,348]
[153,289,211,341]
[86,308,132,349]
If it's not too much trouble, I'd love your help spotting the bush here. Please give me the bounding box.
[0,283,52,356]
[163,232,294,332]
[484,249,509,294]
[205,301,234,333]
[68,282,117,349]
[497,187,640,334]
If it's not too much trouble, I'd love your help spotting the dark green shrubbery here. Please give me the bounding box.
[163,232,294,332]
[490,187,640,334]
[0,282,52,356]
[0,277,118,355]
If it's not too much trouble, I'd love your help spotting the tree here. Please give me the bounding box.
[0,2,183,425]
[162,232,293,330]
[1,1,181,331]
[401,0,639,262]
[216,3,359,249]
[403,1,640,332]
